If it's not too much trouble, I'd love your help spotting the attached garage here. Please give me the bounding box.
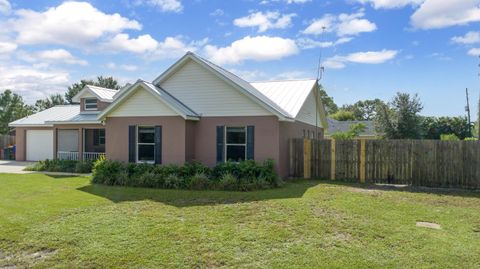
[26,130,54,161]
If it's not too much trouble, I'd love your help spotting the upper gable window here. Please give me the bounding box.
[84,98,97,110]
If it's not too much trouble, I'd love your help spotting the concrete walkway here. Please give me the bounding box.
[0,160,35,174]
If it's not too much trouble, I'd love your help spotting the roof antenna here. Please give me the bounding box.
[315,26,326,140]
[316,26,327,81]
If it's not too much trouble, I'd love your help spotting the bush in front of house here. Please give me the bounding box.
[91,157,282,191]
[25,159,94,173]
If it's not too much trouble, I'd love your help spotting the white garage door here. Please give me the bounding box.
[26,130,54,161]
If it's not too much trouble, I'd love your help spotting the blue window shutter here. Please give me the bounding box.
[155,126,162,164]
[216,126,225,163]
[128,125,136,163]
[247,126,255,160]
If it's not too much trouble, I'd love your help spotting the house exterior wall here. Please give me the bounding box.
[279,121,324,178]
[159,60,271,116]
[14,127,53,161]
[105,116,187,165]
[192,116,281,169]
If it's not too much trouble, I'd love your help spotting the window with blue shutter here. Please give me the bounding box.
[246,126,254,160]
[128,125,136,163]
[154,126,162,164]
[216,126,225,163]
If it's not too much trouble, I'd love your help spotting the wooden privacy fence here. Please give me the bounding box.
[289,139,480,189]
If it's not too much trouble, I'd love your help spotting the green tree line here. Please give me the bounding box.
[0,76,121,134]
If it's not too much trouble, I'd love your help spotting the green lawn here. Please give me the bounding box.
[0,174,479,268]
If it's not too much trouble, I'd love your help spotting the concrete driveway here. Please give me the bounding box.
[0,160,35,174]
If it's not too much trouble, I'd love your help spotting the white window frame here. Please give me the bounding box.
[136,126,155,164]
[225,126,247,162]
[84,98,98,110]
[97,129,105,145]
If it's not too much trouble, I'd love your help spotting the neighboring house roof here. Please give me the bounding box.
[326,118,377,137]
[153,52,295,120]
[71,85,118,103]
[9,106,83,127]
[97,79,199,120]
[250,80,317,118]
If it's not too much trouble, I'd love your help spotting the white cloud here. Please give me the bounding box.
[144,0,183,13]
[150,36,206,60]
[451,31,480,44]
[103,33,203,58]
[468,48,480,56]
[204,36,299,65]
[210,9,224,16]
[0,41,17,54]
[296,37,352,49]
[234,11,296,32]
[0,0,11,14]
[271,70,310,80]
[355,0,423,9]
[120,64,138,71]
[411,0,480,29]
[303,11,377,36]
[106,62,138,71]
[17,49,88,66]
[103,33,158,54]
[12,1,141,47]
[323,49,398,69]
[0,64,70,102]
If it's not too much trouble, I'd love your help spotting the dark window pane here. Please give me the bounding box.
[138,127,155,143]
[85,99,97,109]
[226,145,245,161]
[226,127,246,144]
[138,144,155,161]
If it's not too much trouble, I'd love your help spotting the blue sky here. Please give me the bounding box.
[0,0,479,119]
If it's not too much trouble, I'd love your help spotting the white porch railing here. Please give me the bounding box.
[57,151,80,160]
[83,152,105,160]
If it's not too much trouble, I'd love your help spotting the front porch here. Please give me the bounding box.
[56,128,105,161]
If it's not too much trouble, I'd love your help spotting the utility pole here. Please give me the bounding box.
[466,88,472,136]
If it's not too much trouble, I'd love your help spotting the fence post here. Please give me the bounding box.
[303,138,311,179]
[330,139,336,180]
[360,139,366,183]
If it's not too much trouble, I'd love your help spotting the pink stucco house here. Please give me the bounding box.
[9,52,328,178]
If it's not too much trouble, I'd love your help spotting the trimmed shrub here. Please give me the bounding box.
[26,159,93,173]
[188,173,210,190]
[216,173,238,191]
[91,158,280,191]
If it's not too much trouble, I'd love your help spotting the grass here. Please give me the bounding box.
[0,174,479,268]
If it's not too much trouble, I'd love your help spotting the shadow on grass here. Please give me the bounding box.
[312,179,480,199]
[77,180,318,207]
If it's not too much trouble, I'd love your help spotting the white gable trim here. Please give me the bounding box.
[97,81,199,120]
[153,53,293,121]
[72,86,113,103]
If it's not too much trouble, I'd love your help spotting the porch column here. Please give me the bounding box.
[78,128,83,161]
